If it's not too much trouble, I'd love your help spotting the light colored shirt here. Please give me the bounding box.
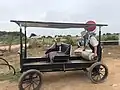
[89,36,98,47]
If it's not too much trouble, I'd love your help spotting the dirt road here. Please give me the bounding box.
[0,44,29,50]
[0,46,120,90]
[0,58,120,90]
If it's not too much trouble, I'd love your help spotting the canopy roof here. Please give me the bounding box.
[10,20,108,29]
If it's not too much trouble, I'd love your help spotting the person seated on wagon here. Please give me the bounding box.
[83,31,102,61]
[74,31,87,55]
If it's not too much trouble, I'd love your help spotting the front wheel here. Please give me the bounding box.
[88,62,108,84]
[18,69,42,90]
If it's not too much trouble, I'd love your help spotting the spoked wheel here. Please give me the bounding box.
[19,69,42,90]
[88,62,108,84]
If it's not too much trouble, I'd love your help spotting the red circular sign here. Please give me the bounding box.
[86,21,96,31]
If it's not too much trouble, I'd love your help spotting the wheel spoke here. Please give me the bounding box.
[23,79,30,84]
[89,63,108,83]
[93,75,98,81]
[96,75,99,81]
[100,73,104,78]
[30,74,39,80]
[28,83,32,90]
[25,76,40,90]
[24,83,31,89]
[91,71,102,81]
[32,76,39,80]
[100,70,105,73]
[99,66,103,69]
[93,67,105,81]
[32,80,39,86]
[32,73,37,78]
[32,83,35,90]
[33,79,40,82]
[94,75,100,81]
[33,76,40,82]
[99,68,105,72]
[92,75,97,80]
[98,75,102,80]
[19,70,42,90]
[91,73,96,78]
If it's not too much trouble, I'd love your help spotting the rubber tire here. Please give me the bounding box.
[18,69,42,90]
[88,62,108,84]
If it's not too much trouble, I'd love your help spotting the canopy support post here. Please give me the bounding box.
[24,26,27,58]
[99,26,101,46]
[20,25,23,69]
[98,26,102,62]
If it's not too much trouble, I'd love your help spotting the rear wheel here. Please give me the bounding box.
[19,69,42,90]
[88,62,108,84]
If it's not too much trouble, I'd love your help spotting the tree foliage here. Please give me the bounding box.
[101,33,119,41]
[63,36,76,46]
[0,31,25,45]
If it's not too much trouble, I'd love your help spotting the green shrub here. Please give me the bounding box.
[63,36,76,46]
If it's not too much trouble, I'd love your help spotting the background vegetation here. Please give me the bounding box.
[0,31,119,47]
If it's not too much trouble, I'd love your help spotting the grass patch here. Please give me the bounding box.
[0,68,21,82]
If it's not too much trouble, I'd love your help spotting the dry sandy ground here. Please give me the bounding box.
[0,45,120,90]
[0,44,29,51]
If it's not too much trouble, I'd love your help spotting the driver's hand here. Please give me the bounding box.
[94,53,97,57]
[93,53,98,60]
